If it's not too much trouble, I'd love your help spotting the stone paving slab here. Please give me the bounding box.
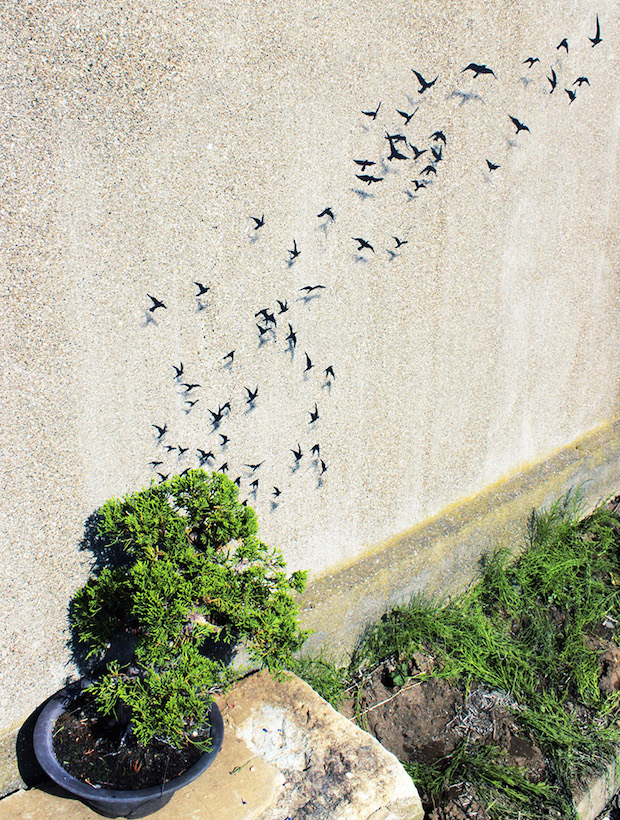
[0,672,422,820]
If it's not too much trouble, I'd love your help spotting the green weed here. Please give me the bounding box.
[297,491,620,818]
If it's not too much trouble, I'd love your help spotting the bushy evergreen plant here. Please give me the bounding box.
[71,470,308,751]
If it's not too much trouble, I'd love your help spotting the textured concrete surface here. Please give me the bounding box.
[0,672,422,820]
[1,0,619,763]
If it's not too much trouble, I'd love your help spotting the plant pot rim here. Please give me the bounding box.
[33,678,224,810]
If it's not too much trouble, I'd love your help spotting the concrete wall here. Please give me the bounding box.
[1,0,619,781]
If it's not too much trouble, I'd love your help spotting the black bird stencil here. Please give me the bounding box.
[396,107,418,125]
[244,461,264,472]
[317,207,335,220]
[509,115,530,134]
[431,130,447,144]
[311,444,320,456]
[486,159,500,171]
[319,459,327,475]
[276,299,289,313]
[325,365,335,379]
[362,101,381,119]
[412,179,427,190]
[245,386,258,403]
[219,435,229,446]
[272,487,281,498]
[548,68,557,93]
[309,403,319,423]
[250,214,265,229]
[431,145,443,162]
[152,424,167,439]
[288,239,300,260]
[300,284,326,293]
[409,145,427,161]
[523,57,540,67]
[462,63,496,78]
[352,237,374,252]
[412,69,438,93]
[223,350,235,363]
[194,282,210,296]
[286,324,297,347]
[304,353,314,372]
[565,88,577,104]
[173,362,184,379]
[557,38,569,53]
[393,237,408,248]
[356,174,384,185]
[573,76,590,86]
[421,164,438,176]
[197,449,214,463]
[589,14,602,47]
[181,383,201,392]
[147,294,166,312]
[291,444,303,462]
[150,460,163,468]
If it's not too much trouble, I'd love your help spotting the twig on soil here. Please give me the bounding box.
[355,678,423,718]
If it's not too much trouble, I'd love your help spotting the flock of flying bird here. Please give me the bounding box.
[142,13,604,506]
[343,13,604,259]
[146,277,335,507]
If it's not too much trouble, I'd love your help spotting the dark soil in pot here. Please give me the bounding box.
[52,689,211,790]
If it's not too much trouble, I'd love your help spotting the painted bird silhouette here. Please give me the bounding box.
[412,69,438,93]
[548,67,557,93]
[523,57,540,67]
[462,63,496,78]
[396,107,417,125]
[352,237,374,252]
[147,294,166,312]
[356,174,384,185]
[509,115,530,134]
[362,102,381,119]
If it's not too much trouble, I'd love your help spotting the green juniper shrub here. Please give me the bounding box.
[71,470,308,752]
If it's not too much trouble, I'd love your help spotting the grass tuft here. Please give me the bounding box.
[292,491,620,818]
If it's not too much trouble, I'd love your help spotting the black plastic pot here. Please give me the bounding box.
[33,679,224,818]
